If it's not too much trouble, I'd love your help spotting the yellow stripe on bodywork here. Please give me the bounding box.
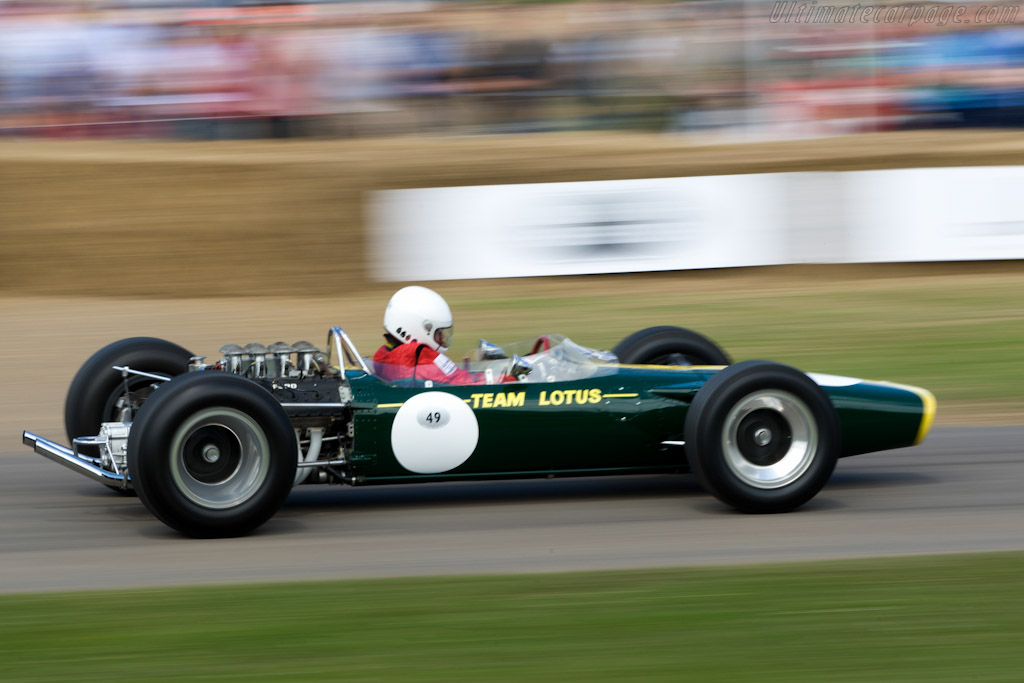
[377,403,404,409]
[603,393,639,398]
[909,386,937,445]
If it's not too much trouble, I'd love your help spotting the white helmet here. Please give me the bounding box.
[383,286,454,352]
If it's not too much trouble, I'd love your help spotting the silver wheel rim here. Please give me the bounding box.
[169,407,270,509]
[722,389,818,489]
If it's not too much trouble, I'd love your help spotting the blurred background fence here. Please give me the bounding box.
[3,130,1024,298]
[2,0,1024,140]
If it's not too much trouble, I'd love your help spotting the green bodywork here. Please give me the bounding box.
[341,365,933,485]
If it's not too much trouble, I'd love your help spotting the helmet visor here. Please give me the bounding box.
[434,326,453,351]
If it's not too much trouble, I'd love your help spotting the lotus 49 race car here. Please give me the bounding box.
[23,326,935,538]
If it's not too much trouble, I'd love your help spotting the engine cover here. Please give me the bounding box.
[255,378,345,418]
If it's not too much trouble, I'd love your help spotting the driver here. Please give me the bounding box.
[373,286,527,385]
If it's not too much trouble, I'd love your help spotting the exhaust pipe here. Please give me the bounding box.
[22,431,130,489]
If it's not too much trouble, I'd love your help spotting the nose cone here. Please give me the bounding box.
[912,387,937,445]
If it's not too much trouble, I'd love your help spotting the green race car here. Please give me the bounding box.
[23,326,935,538]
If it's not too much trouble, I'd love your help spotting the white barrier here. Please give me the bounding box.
[846,167,1024,263]
[370,175,789,280]
[370,167,1024,281]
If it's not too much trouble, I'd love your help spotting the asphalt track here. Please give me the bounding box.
[1,426,1022,594]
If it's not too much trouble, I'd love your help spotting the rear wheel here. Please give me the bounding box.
[613,326,730,366]
[65,337,193,493]
[127,373,297,538]
[65,337,193,447]
[684,360,839,513]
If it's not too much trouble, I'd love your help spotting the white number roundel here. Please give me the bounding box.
[390,392,479,474]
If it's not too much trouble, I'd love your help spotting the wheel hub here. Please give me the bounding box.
[722,390,818,489]
[168,406,272,511]
[182,426,242,485]
[736,409,792,467]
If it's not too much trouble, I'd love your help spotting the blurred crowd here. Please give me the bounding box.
[2,0,1023,140]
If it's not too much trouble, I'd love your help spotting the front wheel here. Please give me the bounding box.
[127,373,298,538]
[684,361,840,513]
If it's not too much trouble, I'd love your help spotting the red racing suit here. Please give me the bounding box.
[373,341,492,385]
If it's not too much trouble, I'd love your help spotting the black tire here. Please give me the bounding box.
[613,326,730,366]
[127,373,298,538]
[65,337,194,451]
[684,360,840,513]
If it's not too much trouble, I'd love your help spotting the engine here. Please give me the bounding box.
[194,340,354,485]
[205,340,334,380]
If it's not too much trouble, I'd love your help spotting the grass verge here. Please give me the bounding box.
[3,552,1023,682]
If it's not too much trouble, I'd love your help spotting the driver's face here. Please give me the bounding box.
[434,326,453,351]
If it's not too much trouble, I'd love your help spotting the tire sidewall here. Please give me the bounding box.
[685,360,840,513]
[128,372,298,538]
